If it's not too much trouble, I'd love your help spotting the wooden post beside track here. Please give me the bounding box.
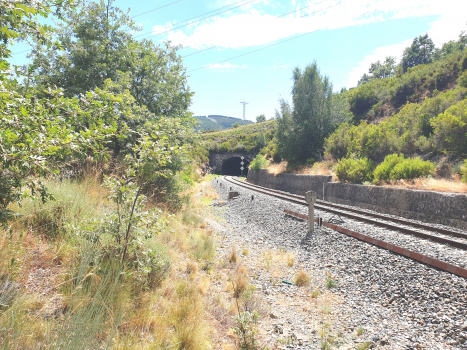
[305,191,317,233]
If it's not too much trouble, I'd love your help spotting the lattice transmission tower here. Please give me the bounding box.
[240,100,248,120]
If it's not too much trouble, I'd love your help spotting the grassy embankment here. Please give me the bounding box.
[0,172,223,349]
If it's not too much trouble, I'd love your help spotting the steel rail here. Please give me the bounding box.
[225,176,467,240]
[224,176,467,251]
[283,209,467,279]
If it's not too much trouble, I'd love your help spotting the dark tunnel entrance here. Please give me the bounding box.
[221,157,250,177]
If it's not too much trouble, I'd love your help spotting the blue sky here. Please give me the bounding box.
[9,0,467,121]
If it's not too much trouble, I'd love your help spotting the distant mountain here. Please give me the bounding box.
[195,115,253,131]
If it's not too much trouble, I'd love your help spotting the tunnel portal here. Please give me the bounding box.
[221,157,250,177]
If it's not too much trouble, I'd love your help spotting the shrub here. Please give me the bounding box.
[431,99,467,154]
[458,70,467,88]
[462,160,467,183]
[232,311,260,350]
[249,154,269,171]
[390,157,435,180]
[373,153,405,181]
[335,157,373,184]
[374,154,435,181]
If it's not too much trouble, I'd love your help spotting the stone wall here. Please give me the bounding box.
[247,169,331,198]
[247,169,467,230]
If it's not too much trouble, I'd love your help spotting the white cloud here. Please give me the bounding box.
[207,63,248,70]
[157,0,466,51]
[345,0,467,87]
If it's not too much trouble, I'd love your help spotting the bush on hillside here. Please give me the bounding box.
[462,160,467,183]
[458,70,467,88]
[431,99,467,154]
[374,154,435,181]
[335,157,373,184]
[250,154,269,171]
[390,158,435,180]
[324,87,467,160]
[373,153,405,181]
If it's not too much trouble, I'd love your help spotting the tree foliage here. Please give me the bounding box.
[275,62,350,163]
[358,56,396,86]
[32,0,193,116]
[401,34,435,72]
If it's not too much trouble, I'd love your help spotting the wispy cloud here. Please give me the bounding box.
[157,0,467,50]
[345,1,467,87]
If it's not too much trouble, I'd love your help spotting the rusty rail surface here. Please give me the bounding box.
[284,209,467,279]
[224,176,467,251]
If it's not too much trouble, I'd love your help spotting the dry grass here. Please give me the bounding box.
[0,174,224,350]
[229,247,238,264]
[381,177,467,193]
[267,161,287,176]
[297,159,337,179]
[294,270,311,287]
[286,252,295,267]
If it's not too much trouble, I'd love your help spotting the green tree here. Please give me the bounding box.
[358,56,396,85]
[256,114,266,123]
[0,0,72,74]
[276,62,350,163]
[232,122,239,128]
[401,34,435,72]
[32,0,193,116]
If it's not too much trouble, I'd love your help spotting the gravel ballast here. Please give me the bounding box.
[210,177,467,350]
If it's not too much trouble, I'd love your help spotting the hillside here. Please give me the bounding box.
[195,115,253,131]
[201,120,276,154]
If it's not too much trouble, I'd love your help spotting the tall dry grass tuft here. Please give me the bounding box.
[295,270,311,287]
[10,177,108,239]
[267,162,287,176]
[298,159,337,179]
[229,247,239,264]
[170,281,211,349]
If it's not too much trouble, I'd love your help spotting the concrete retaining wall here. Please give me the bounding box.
[247,169,467,230]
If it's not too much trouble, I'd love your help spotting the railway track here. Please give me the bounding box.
[223,176,467,279]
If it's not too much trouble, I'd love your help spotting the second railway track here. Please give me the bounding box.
[222,175,467,278]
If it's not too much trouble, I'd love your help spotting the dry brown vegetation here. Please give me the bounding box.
[0,176,224,350]
[381,177,467,193]
[267,161,287,176]
[295,270,311,287]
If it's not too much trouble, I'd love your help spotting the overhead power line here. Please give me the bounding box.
[131,0,184,18]
[135,0,260,39]
[188,1,341,73]
[181,0,328,59]
[12,0,185,55]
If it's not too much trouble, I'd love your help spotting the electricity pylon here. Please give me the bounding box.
[240,100,248,120]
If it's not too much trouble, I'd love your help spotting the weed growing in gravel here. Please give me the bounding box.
[356,326,365,335]
[286,252,295,267]
[229,247,239,264]
[242,248,249,256]
[357,342,372,350]
[233,310,261,350]
[295,270,311,287]
[320,304,332,314]
[325,278,338,288]
[318,323,334,350]
[311,290,320,298]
